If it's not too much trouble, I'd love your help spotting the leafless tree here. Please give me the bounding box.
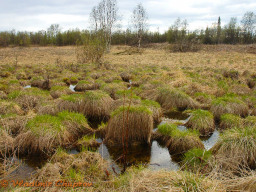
[241,11,256,43]
[131,3,148,48]
[90,0,118,52]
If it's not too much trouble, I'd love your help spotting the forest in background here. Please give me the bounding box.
[0,9,255,47]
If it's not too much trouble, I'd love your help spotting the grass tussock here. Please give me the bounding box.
[50,86,73,99]
[186,109,215,136]
[157,123,204,155]
[210,94,249,120]
[156,87,199,111]
[34,150,108,184]
[141,99,163,124]
[211,126,256,170]
[0,115,27,136]
[105,105,153,146]
[219,113,244,129]
[82,90,113,120]
[74,80,100,91]
[56,94,84,113]
[0,128,14,157]
[0,100,24,116]
[14,111,93,155]
[111,167,224,192]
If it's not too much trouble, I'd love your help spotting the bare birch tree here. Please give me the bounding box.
[131,3,148,48]
[90,0,118,52]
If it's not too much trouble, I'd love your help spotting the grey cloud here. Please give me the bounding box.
[0,0,255,32]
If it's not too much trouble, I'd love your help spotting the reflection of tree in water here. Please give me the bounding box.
[106,143,151,168]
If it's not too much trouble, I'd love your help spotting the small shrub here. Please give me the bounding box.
[76,32,106,65]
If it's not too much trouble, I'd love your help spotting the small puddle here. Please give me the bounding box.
[24,85,31,89]
[201,129,220,150]
[69,84,76,92]
[2,156,46,181]
[164,111,190,120]
[97,138,179,173]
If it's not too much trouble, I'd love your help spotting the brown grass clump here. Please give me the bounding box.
[224,173,256,192]
[230,84,251,95]
[251,107,256,116]
[56,94,84,113]
[37,104,58,116]
[0,115,27,136]
[111,98,141,111]
[50,86,73,99]
[211,126,256,170]
[219,113,244,129]
[0,101,24,116]
[156,87,199,111]
[141,99,163,124]
[74,80,100,92]
[31,77,50,90]
[105,105,153,146]
[0,128,14,157]
[157,123,204,156]
[185,109,215,136]
[120,72,132,82]
[247,78,256,89]
[14,111,93,155]
[210,94,249,120]
[35,150,108,184]
[0,91,7,99]
[112,168,224,192]
[82,90,113,120]
[101,82,127,99]
[223,70,239,80]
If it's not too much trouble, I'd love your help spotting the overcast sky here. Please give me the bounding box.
[0,0,255,33]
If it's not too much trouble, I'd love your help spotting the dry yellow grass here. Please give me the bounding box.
[0,45,255,73]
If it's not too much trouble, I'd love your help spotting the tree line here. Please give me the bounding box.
[0,1,255,47]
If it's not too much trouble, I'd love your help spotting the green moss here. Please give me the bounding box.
[76,80,90,85]
[7,90,21,99]
[9,79,19,85]
[26,111,88,136]
[212,94,244,106]
[220,113,243,128]
[51,86,68,91]
[84,90,109,100]
[111,105,152,117]
[116,90,141,100]
[158,123,199,138]
[158,87,190,99]
[141,99,161,108]
[26,87,50,97]
[58,111,88,125]
[190,109,213,121]
[61,94,84,103]
[194,92,214,99]
[221,126,256,143]
[26,114,64,136]
[217,80,229,91]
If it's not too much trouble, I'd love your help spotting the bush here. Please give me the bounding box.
[76,32,106,65]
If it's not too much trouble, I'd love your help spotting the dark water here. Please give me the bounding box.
[164,111,190,120]
[3,110,219,179]
[1,155,46,181]
[97,139,179,174]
